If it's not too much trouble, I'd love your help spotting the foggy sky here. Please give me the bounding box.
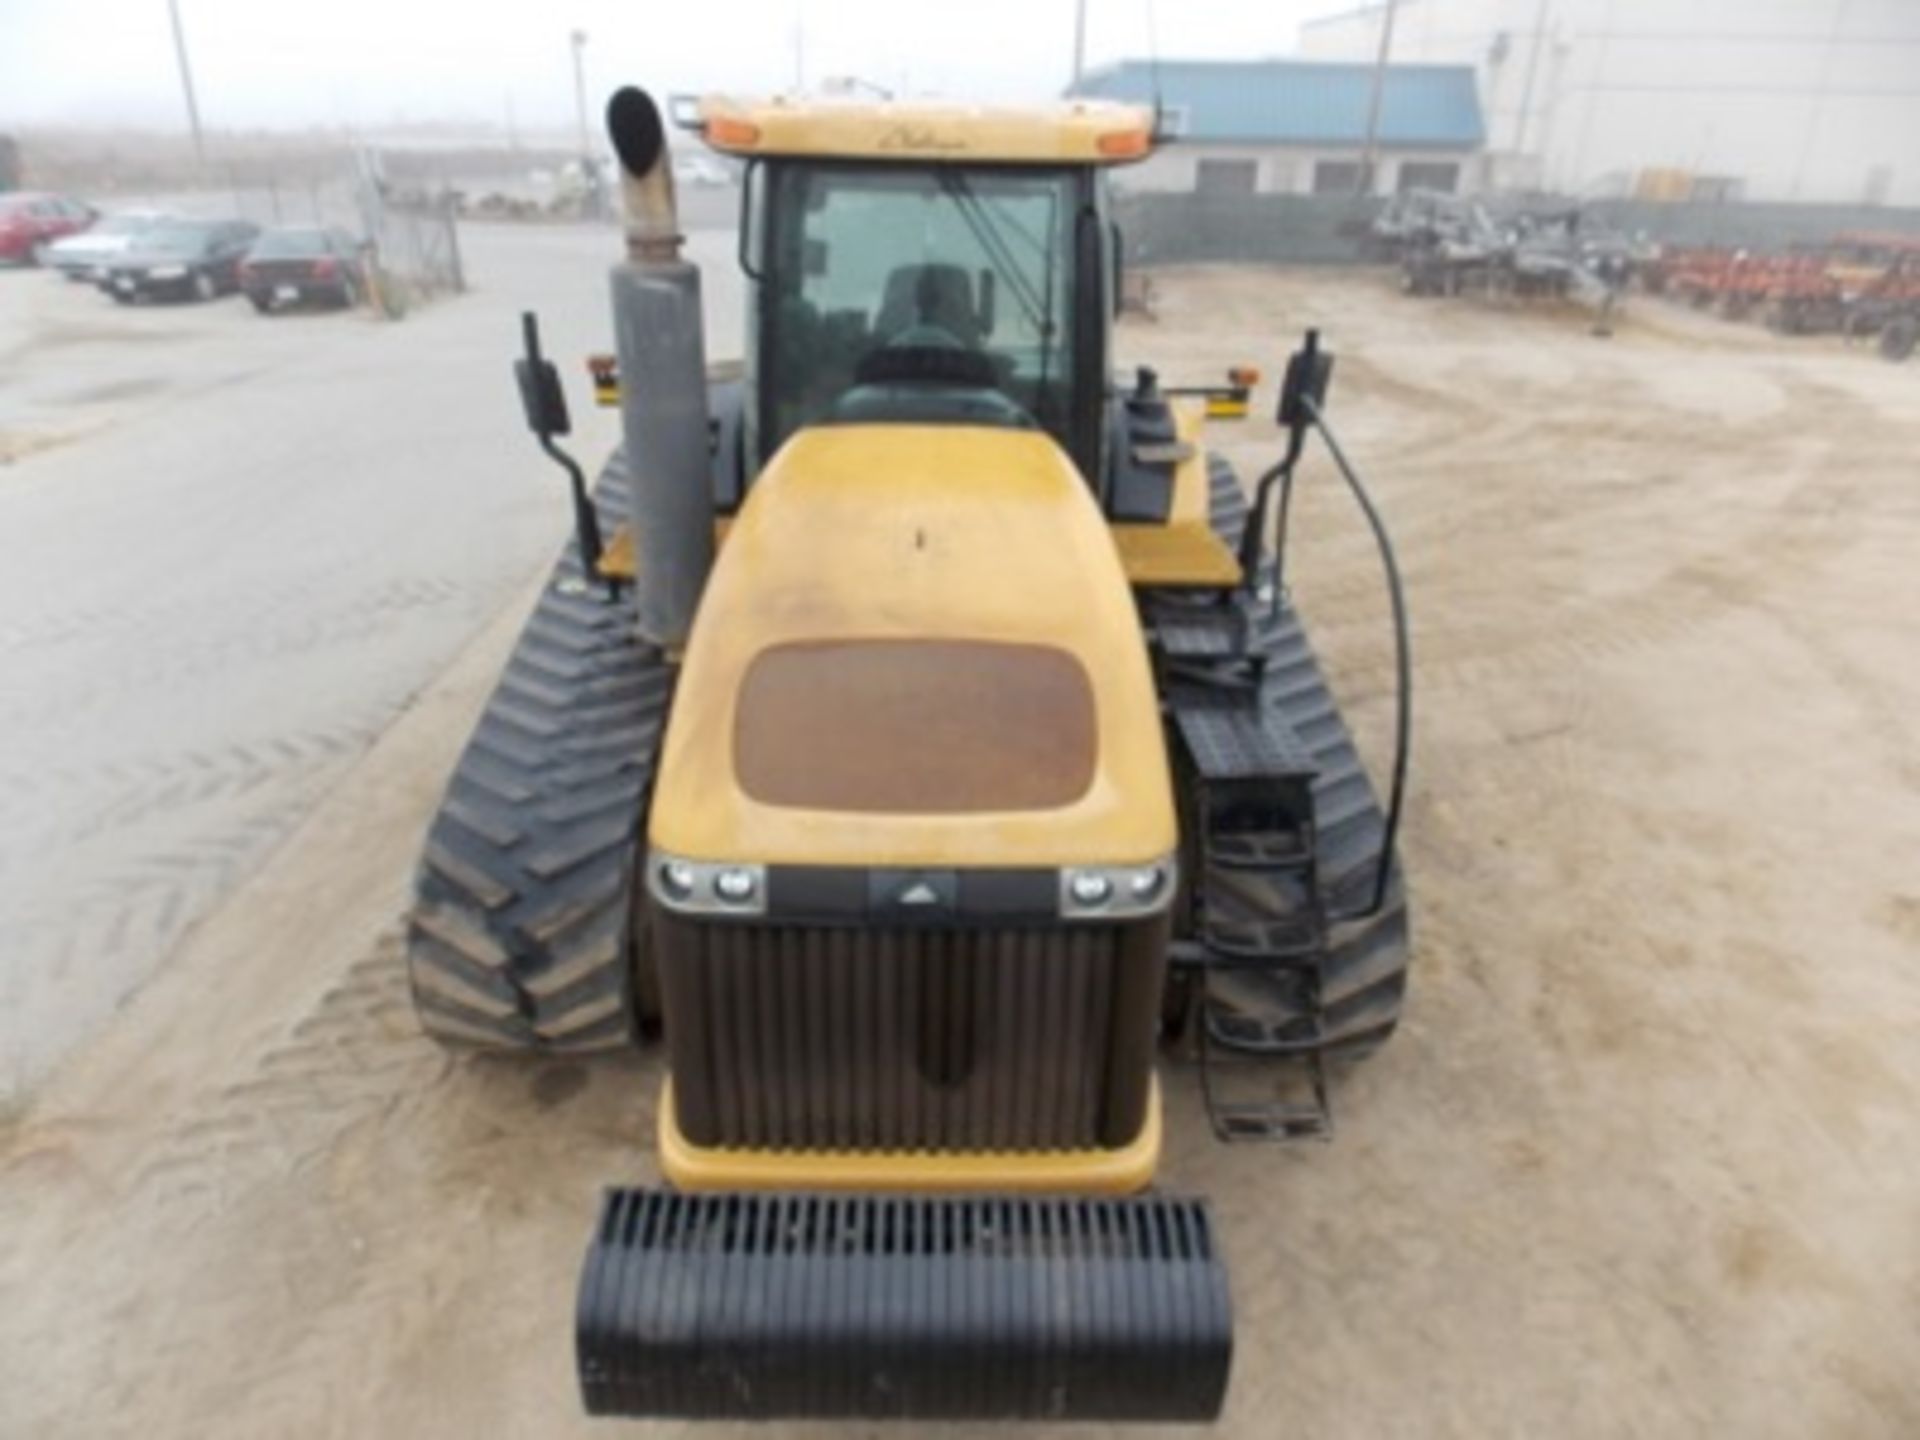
[0,0,1351,133]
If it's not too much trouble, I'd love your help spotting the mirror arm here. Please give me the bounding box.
[518,311,617,601]
[542,434,609,595]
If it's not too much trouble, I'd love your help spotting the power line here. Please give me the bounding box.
[166,0,206,169]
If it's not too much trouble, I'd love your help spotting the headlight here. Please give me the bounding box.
[1061,858,1176,920]
[713,868,757,904]
[648,851,767,916]
[1068,872,1112,907]
[148,264,187,280]
[657,860,695,901]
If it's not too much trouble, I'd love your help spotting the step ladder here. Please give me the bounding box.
[1154,594,1335,1142]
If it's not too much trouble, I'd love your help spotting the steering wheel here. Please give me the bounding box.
[853,327,998,389]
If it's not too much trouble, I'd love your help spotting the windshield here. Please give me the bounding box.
[252,229,329,258]
[97,213,161,236]
[144,226,213,255]
[762,163,1077,456]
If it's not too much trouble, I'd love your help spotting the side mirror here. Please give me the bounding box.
[1277,329,1333,431]
[803,238,829,277]
[977,268,996,334]
[515,311,572,437]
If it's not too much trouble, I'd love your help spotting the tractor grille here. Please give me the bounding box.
[656,915,1166,1152]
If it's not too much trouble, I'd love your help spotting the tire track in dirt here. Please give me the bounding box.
[1291,375,1913,702]
[0,936,439,1435]
[0,574,498,731]
[0,724,374,828]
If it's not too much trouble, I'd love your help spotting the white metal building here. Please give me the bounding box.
[1072,59,1486,196]
[1300,0,1920,205]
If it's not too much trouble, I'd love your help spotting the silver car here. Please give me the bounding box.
[44,210,173,281]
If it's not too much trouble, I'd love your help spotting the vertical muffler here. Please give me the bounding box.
[576,1189,1234,1421]
[605,86,713,648]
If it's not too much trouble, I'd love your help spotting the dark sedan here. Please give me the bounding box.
[239,227,367,312]
[97,219,261,303]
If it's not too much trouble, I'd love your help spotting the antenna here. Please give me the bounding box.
[1144,0,1164,135]
[792,0,806,92]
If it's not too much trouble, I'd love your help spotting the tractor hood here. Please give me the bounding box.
[647,424,1175,870]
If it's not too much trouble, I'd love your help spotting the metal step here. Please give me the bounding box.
[1156,610,1245,660]
[577,1189,1234,1422]
[1197,991,1332,1142]
[1208,828,1314,868]
[1200,912,1324,964]
[1173,700,1317,784]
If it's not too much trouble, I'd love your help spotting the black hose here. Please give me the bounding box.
[1268,467,1298,609]
[1236,458,1287,590]
[1303,395,1410,920]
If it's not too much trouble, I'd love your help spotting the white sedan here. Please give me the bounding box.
[43,210,173,281]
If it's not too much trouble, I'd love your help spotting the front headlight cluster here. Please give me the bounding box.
[648,850,1176,921]
[650,855,767,916]
[1060,858,1175,919]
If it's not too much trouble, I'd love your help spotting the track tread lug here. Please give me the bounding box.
[403,465,673,1053]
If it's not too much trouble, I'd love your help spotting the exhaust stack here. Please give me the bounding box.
[605,86,713,648]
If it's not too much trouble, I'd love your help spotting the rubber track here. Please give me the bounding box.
[406,457,672,1052]
[1199,455,1410,1057]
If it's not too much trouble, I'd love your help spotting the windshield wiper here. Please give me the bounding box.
[937,172,1048,336]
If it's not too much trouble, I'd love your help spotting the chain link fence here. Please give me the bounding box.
[1115,192,1920,268]
[351,152,464,316]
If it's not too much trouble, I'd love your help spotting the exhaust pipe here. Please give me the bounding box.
[605,86,713,648]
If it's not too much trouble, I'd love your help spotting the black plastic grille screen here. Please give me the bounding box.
[576,1188,1233,1421]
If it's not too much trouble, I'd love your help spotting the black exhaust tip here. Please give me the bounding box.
[607,86,666,179]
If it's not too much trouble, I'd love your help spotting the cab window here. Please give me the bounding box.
[760,164,1078,459]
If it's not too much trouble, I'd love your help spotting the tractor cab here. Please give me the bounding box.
[690,97,1170,515]
[657,95,1249,591]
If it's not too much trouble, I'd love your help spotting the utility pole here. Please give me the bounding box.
[1071,0,1088,89]
[1513,0,1551,158]
[1357,0,1399,197]
[166,0,207,170]
[569,30,592,163]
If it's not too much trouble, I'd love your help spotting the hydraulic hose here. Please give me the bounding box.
[1303,395,1411,921]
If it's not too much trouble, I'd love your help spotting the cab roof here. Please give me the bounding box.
[690,95,1156,166]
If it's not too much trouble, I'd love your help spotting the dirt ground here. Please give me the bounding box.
[4,269,1918,1439]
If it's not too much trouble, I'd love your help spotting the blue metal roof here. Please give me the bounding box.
[1072,60,1484,150]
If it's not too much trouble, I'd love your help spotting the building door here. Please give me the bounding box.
[1311,159,1366,196]
[1195,159,1258,196]
[1397,161,1460,195]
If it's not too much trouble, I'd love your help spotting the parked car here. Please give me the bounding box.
[97,219,260,302]
[672,153,733,188]
[43,209,172,281]
[239,226,367,312]
[0,191,97,265]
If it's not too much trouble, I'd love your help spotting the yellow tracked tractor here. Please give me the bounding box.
[407,85,1412,1423]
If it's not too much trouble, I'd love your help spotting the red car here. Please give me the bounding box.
[0,191,97,265]
[239,226,369,312]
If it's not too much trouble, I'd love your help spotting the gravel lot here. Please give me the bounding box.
[3,261,1917,1439]
[0,221,740,1099]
